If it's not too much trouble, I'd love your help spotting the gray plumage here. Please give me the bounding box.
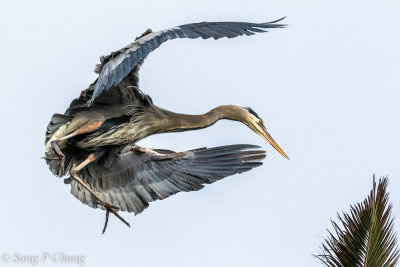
[44,19,287,229]
[67,144,265,214]
[90,19,286,104]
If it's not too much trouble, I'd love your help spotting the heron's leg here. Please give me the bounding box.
[47,119,104,175]
[70,153,130,234]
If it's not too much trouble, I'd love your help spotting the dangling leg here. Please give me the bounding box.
[70,153,130,234]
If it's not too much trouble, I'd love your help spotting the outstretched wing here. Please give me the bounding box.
[68,144,266,214]
[88,18,286,104]
[64,29,155,116]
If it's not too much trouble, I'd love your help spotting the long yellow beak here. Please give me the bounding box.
[258,125,290,160]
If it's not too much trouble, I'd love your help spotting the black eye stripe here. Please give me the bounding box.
[243,107,260,119]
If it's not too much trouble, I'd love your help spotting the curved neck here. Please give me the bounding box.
[154,105,245,134]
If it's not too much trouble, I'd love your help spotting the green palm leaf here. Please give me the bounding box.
[316,177,399,267]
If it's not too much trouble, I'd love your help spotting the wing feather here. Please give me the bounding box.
[69,144,266,214]
[89,19,286,104]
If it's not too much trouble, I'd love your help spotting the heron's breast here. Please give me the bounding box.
[70,116,150,149]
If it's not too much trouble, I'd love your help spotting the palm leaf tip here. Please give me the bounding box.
[315,176,400,267]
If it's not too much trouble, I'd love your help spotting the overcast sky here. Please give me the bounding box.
[0,0,399,266]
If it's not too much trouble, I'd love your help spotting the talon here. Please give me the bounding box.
[94,201,130,234]
[65,152,129,234]
[49,140,66,176]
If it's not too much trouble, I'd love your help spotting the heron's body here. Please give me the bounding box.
[44,19,288,233]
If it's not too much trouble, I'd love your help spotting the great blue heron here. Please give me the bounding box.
[44,19,288,233]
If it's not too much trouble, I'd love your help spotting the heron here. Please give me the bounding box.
[44,19,289,233]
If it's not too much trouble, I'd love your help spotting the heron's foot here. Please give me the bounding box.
[49,140,66,176]
[55,155,65,176]
[42,154,65,176]
[94,201,130,234]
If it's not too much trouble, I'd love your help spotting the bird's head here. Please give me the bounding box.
[240,106,289,159]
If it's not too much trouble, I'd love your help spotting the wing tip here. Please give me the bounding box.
[269,16,287,24]
[261,17,288,28]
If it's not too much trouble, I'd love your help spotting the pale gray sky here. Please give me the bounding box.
[0,0,399,266]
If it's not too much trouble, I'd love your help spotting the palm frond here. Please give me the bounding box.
[316,176,399,267]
